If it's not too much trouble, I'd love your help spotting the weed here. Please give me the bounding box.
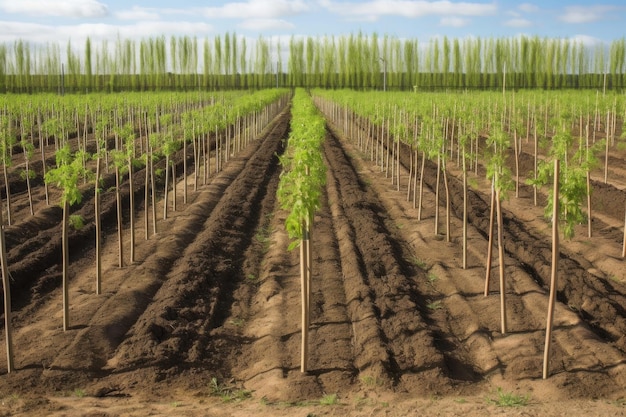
[73,389,86,398]
[171,401,181,408]
[319,393,339,405]
[209,377,252,403]
[428,273,438,284]
[229,317,245,327]
[360,375,383,387]
[427,300,443,310]
[486,387,530,407]
[454,398,467,404]
[408,256,427,269]
[1,393,20,406]
[247,273,258,282]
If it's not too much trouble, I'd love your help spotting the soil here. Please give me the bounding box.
[0,97,625,417]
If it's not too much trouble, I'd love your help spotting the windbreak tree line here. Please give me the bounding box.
[2,34,626,93]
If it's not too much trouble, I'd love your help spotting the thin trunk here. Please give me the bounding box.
[300,223,310,373]
[95,157,102,294]
[115,166,124,268]
[485,182,496,295]
[442,158,451,243]
[3,162,11,226]
[604,111,610,184]
[417,149,426,220]
[534,118,538,206]
[462,150,468,269]
[514,130,519,198]
[183,135,188,204]
[171,163,177,212]
[150,145,157,235]
[0,198,14,371]
[543,159,560,379]
[163,155,170,220]
[406,146,413,202]
[62,200,70,331]
[622,201,626,258]
[434,155,441,235]
[496,185,507,335]
[128,157,135,264]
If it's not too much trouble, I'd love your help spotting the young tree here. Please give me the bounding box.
[45,144,91,331]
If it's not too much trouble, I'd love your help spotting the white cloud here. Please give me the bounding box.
[238,18,295,31]
[518,3,539,13]
[560,5,616,24]
[116,6,161,21]
[505,18,532,28]
[0,20,214,44]
[0,0,108,18]
[319,0,497,20]
[439,17,468,27]
[568,34,603,47]
[202,0,309,19]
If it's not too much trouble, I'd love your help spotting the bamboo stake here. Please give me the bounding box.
[543,159,560,379]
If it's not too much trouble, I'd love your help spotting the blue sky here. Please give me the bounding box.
[0,0,624,47]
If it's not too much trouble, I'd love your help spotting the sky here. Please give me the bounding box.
[0,0,624,48]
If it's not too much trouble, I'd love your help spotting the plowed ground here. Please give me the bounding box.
[0,100,625,416]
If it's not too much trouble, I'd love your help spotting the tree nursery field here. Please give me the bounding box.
[0,87,624,417]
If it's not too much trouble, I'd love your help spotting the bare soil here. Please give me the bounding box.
[0,98,624,416]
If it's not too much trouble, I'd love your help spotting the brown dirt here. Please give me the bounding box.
[0,98,624,417]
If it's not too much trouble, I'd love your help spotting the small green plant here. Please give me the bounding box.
[427,300,443,310]
[319,393,338,405]
[170,401,181,408]
[428,272,438,284]
[486,387,530,407]
[247,273,257,282]
[209,377,252,403]
[229,318,245,327]
[359,375,383,387]
[408,256,427,269]
[73,388,86,398]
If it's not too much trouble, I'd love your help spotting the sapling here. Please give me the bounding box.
[45,144,92,331]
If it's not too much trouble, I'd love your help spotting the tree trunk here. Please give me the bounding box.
[128,157,135,264]
[62,200,70,331]
[300,223,310,373]
[115,166,124,268]
[163,155,170,220]
[3,162,11,226]
[95,157,102,294]
[0,198,14,371]
[462,150,468,269]
[485,183,496,296]
[496,185,507,334]
[543,159,560,379]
